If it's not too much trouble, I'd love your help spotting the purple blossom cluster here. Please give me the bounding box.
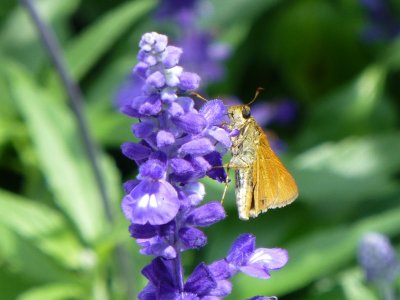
[358,232,399,283]
[115,1,230,108]
[120,32,288,299]
[360,0,400,42]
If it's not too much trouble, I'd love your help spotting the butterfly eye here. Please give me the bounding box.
[242,106,251,119]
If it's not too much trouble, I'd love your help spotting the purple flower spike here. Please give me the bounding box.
[358,232,399,283]
[120,32,289,299]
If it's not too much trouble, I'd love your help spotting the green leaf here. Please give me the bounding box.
[5,61,108,243]
[208,0,279,28]
[379,38,400,72]
[0,189,85,269]
[208,0,280,46]
[65,0,156,80]
[0,224,75,283]
[0,0,80,72]
[292,133,400,215]
[339,269,378,300]
[298,64,389,148]
[17,283,84,300]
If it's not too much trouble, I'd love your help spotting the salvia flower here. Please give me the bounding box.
[115,2,230,108]
[360,0,400,42]
[121,31,288,299]
[357,232,399,283]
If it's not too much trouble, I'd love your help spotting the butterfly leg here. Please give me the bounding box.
[216,162,249,205]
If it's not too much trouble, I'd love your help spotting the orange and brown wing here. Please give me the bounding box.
[251,130,298,217]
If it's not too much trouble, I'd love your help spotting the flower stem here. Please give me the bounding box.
[379,282,396,300]
[174,217,185,293]
[175,252,185,293]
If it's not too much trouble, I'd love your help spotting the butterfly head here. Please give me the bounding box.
[228,105,252,128]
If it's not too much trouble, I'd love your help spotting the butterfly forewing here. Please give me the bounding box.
[251,130,298,216]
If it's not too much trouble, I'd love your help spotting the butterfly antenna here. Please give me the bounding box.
[246,87,264,106]
[191,92,208,102]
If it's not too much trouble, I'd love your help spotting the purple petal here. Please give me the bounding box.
[208,279,232,297]
[156,130,175,148]
[229,129,240,137]
[186,202,226,227]
[137,49,157,66]
[139,159,166,180]
[121,179,180,225]
[149,150,168,163]
[153,33,168,52]
[199,100,226,126]
[184,263,216,296]
[207,127,232,149]
[129,223,158,239]
[123,179,139,194]
[204,152,226,182]
[239,265,271,279]
[173,112,207,134]
[248,248,289,270]
[170,158,194,178]
[179,227,207,250]
[132,121,155,138]
[208,259,232,280]
[139,32,168,52]
[182,182,205,205]
[161,87,178,102]
[162,46,183,68]
[168,102,185,117]
[138,97,162,116]
[138,282,157,300]
[120,105,141,118]
[176,97,195,113]
[141,257,175,288]
[226,234,256,266]
[159,220,176,238]
[146,71,165,88]
[165,66,183,87]
[121,142,152,161]
[179,72,201,90]
[179,138,214,156]
[133,61,148,79]
[190,156,211,173]
[140,237,177,259]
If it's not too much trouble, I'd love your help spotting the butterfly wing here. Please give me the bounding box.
[251,130,298,217]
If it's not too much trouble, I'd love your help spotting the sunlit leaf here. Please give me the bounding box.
[0,189,85,269]
[66,0,156,80]
[6,61,108,243]
[17,283,84,300]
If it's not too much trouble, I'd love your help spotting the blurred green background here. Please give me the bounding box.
[1,0,400,299]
